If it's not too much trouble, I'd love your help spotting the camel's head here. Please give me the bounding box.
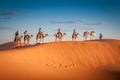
[63,33,66,35]
[87,32,89,34]
[45,34,49,36]
[84,31,89,35]
[31,35,33,37]
[21,35,23,38]
[91,31,95,33]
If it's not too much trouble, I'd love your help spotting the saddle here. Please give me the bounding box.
[24,34,30,39]
[57,32,62,35]
[73,32,77,36]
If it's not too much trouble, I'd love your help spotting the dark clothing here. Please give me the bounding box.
[99,33,103,40]
[15,32,19,36]
[14,32,19,42]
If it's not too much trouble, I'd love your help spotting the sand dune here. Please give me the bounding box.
[0,42,32,51]
[0,42,15,50]
[0,39,120,80]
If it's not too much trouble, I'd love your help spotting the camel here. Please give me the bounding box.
[54,32,66,42]
[14,35,23,48]
[90,31,96,40]
[36,32,49,43]
[24,34,33,45]
[83,31,89,41]
[72,30,79,41]
[72,33,79,41]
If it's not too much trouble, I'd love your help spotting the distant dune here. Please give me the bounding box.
[0,39,120,80]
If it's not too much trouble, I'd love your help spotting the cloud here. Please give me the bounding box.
[85,22,103,26]
[50,20,85,24]
[0,12,21,20]
[0,12,19,16]
[50,20,103,26]
[77,27,95,30]
[0,27,16,30]
[0,16,12,19]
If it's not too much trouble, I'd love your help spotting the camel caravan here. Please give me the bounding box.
[83,31,97,41]
[14,28,102,48]
[14,30,33,48]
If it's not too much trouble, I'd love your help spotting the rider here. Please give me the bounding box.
[38,28,43,34]
[14,30,19,41]
[24,30,28,37]
[73,29,77,36]
[15,30,19,37]
[57,28,62,34]
[73,29,76,33]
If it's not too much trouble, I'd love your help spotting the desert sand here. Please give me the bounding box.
[0,39,120,80]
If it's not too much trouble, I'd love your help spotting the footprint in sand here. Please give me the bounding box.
[65,65,67,68]
[46,64,49,66]
[59,64,62,67]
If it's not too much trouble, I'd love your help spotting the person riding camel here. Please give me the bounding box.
[24,30,27,35]
[14,30,19,41]
[15,30,19,37]
[38,28,43,34]
[24,30,29,38]
[73,29,77,36]
[57,28,62,35]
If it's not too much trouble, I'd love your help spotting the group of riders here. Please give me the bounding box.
[14,28,103,45]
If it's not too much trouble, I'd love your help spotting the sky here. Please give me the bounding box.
[0,0,120,44]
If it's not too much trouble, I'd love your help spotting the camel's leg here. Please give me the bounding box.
[92,35,94,40]
[24,40,25,44]
[24,40,26,46]
[42,39,44,43]
[74,38,76,41]
[36,39,38,43]
[14,41,17,48]
[74,37,77,41]
[73,38,75,41]
[90,36,92,40]
[59,38,61,41]
[20,40,21,47]
[91,36,93,40]
[83,36,85,41]
[13,39,15,48]
[93,35,95,39]
[39,39,41,43]
[84,36,87,41]
[27,40,29,46]
[86,36,87,41]
[16,41,18,48]
[18,41,20,47]
[55,38,57,42]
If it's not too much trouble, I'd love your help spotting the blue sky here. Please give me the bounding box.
[0,0,120,44]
